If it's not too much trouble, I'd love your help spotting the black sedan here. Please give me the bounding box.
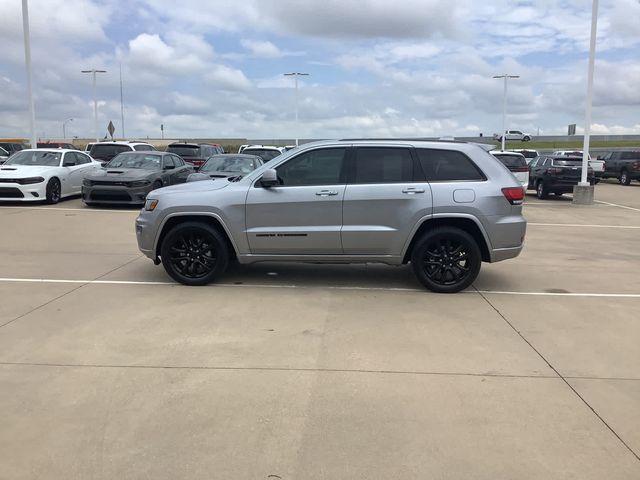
[82,151,193,205]
[186,154,263,182]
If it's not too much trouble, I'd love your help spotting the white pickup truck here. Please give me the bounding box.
[552,150,604,182]
[493,130,533,142]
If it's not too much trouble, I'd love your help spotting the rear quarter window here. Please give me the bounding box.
[416,149,485,182]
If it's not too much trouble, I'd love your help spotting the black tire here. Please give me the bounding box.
[160,221,229,286]
[554,192,563,196]
[151,180,163,191]
[594,178,600,185]
[45,178,61,204]
[536,181,548,199]
[620,169,631,186]
[410,227,482,293]
[523,136,531,142]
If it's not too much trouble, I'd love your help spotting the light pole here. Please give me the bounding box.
[62,118,73,139]
[283,72,309,146]
[573,0,599,204]
[21,0,37,148]
[81,69,107,142]
[493,74,519,151]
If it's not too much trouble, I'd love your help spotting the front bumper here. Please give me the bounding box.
[82,184,153,205]
[0,182,47,201]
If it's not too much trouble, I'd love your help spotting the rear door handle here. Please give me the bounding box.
[402,188,425,194]
[315,190,339,196]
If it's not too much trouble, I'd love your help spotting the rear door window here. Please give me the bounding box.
[416,149,485,182]
[353,147,414,184]
[134,144,153,151]
[91,144,131,159]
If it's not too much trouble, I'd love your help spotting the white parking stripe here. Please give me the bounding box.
[0,277,639,298]
[529,223,640,229]
[0,206,136,213]
[595,200,640,213]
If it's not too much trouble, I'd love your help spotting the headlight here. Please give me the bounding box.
[83,179,92,187]
[129,180,152,187]
[144,198,158,211]
[18,177,45,185]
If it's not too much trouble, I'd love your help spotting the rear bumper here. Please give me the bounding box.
[490,245,523,262]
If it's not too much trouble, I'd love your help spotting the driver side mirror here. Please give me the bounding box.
[100,162,108,168]
[260,168,278,188]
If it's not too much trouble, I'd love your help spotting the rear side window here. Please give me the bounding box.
[417,149,485,182]
[621,152,640,160]
[354,147,414,183]
[74,152,91,164]
[492,154,526,168]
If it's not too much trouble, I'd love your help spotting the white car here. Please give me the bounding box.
[0,146,8,165]
[240,145,285,162]
[0,149,100,203]
[490,150,529,189]
[493,130,533,142]
[552,150,603,180]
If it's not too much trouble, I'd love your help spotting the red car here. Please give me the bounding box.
[165,143,222,170]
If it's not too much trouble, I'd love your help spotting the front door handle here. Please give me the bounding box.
[402,188,425,194]
[316,190,339,196]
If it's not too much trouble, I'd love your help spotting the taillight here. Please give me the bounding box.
[509,166,529,172]
[502,187,525,205]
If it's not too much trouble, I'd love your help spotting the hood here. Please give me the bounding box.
[86,168,155,182]
[154,179,232,195]
[0,165,58,177]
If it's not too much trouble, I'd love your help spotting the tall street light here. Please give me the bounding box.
[62,118,73,139]
[283,72,309,146]
[21,0,36,148]
[81,69,107,142]
[493,74,519,151]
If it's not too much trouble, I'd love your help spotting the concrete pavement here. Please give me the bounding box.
[0,182,638,479]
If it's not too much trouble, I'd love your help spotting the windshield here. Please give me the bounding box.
[201,156,258,174]
[106,153,162,170]
[492,154,526,168]
[553,159,583,167]
[167,146,200,157]
[242,148,282,161]
[4,150,61,167]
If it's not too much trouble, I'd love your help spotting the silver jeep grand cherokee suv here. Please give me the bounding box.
[135,140,526,293]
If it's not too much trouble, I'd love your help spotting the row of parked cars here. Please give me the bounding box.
[489,148,640,200]
[0,140,285,205]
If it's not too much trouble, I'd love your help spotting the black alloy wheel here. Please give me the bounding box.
[620,170,631,186]
[160,222,229,285]
[411,227,481,293]
[45,178,61,204]
[151,180,163,190]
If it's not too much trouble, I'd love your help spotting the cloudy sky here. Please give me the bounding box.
[1,0,639,140]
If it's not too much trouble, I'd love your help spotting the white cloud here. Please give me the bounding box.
[205,65,252,91]
[240,39,282,58]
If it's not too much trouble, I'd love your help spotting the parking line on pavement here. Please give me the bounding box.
[1,277,639,298]
[529,222,640,229]
[594,200,640,213]
[0,206,136,213]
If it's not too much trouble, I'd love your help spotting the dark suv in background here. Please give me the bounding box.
[166,143,222,170]
[600,150,640,185]
[528,155,593,199]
